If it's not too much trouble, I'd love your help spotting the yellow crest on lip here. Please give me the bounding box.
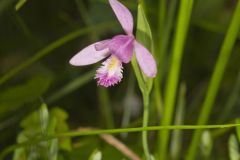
[108,55,121,71]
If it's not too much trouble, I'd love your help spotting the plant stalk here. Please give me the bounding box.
[142,93,151,159]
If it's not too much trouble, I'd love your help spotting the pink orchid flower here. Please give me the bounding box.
[70,0,157,87]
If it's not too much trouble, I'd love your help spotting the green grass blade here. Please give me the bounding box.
[47,69,95,103]
[1,124,240,159]
[170,83,186,160]
[159,0,194,159]
[186,1,240,159]
[0,22,115,86]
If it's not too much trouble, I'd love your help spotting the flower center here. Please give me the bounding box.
[108,55,120,72]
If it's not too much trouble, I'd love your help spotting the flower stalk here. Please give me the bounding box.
[142,92,150,159]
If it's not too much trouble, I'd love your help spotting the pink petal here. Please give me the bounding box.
[108,35,134,63]
[134,41,157,77]
[69,41,110,66]
[109,0,133,35]
[95,40,111,51]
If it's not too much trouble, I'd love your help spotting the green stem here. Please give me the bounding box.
[186,1,240,159]
[2,124,240,159]
[159,0,194,159]
[142,93,150,159]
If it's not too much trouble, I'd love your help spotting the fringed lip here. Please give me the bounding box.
[95,55,123,87]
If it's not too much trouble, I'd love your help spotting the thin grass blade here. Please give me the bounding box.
[187,1,240,159]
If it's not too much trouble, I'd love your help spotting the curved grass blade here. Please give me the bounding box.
[0,22,116,86]
[186,1,240,159]
[47,69,95,103]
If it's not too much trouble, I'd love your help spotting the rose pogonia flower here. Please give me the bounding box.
[70,0,157,87]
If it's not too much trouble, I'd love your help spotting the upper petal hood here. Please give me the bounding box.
[108,35,134,63]
[70,41,110,66]
[109,0,134,35]
[134,41,157,77]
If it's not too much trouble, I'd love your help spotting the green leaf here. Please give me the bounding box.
[135,4,154,93]
[13,133,28,160]
[20,110,41,134]
[50,107,72,151]
[136,5,153,52]
[229,134,240,160]
[15,105,63,159]
[89,150,102,160]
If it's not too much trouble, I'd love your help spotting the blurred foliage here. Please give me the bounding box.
[0,0,240,159]
[13,104,71,160]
